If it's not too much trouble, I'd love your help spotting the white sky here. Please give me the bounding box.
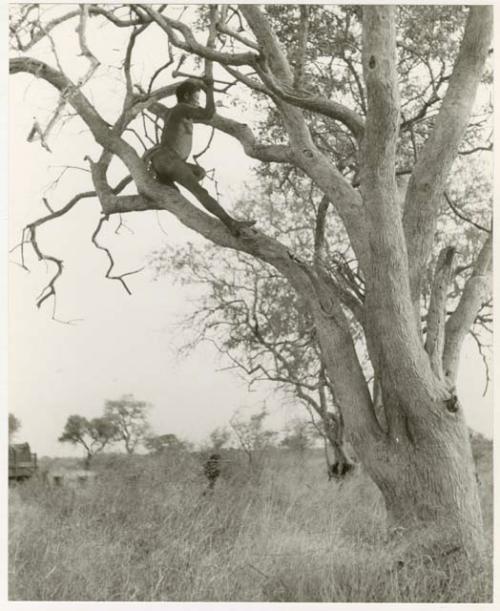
[5,3,494,464]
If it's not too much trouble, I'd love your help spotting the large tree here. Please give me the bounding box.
[10,5,492,560]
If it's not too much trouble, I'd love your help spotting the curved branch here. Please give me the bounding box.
[468,330,491,397]
[205,113,293,163]
[444,192,491,234]
[254,62,365,140]
[90,215,143,295]
[20,175,134,312]
[138,5,258,66]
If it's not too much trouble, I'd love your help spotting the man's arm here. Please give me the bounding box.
[146,101,171,121]
[181,80,215,121]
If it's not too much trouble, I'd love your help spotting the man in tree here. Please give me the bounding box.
[147,78,256,237]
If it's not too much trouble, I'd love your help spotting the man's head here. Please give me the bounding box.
[176,79,203,105]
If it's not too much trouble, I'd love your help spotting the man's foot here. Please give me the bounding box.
[228,218,257,237]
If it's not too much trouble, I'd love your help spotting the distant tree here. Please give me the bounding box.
[209,427,231,451]
[280,420,313,454]
[9,413,21,442]
[58,414,118,468]
[104,394,151,454]
[144,433,185,454]
[230,408,277,466]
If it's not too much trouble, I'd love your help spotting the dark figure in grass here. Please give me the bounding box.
[203,453,222,492]
[328,460,354,481]
[146,79,255,237]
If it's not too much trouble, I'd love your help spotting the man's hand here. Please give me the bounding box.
[202,74,214,89]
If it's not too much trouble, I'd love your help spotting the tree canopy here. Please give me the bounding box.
[58,414,118,466]
[104,394,151,454]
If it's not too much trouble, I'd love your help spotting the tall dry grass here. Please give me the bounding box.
[9,445,492,602]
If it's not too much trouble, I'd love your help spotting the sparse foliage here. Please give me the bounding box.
[230,407,277,465]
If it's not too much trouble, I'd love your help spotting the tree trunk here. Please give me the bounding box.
[308,294,485,562]
[371,415,484,559]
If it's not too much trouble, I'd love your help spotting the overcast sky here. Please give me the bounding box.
[6,4,493,461]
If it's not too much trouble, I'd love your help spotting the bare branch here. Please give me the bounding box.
[138,5,258,66]
[444,192,491,234]
[76,5,101,86]
[90,215,143,295]
[205,113,292,163]
[458,142,492,156]
[11,8,80,51]
[18,175,133,311]
[468,330,491,397]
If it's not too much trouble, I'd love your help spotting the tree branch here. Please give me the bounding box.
[444,191,491,234]
[205,113,293,163]
[90,215,144,295]
[253,62,365,140]
[293,6,309,90]
[443,235,492,384]
[138,5,258,66]
[361,6,441,409]
[403,6,493,301]
[424,246,456,378]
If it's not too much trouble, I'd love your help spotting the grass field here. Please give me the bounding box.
[8,437,493,602]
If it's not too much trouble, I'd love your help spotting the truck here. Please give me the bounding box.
[9,443,38,481]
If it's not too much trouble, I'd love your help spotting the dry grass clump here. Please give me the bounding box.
[9,446,492,602]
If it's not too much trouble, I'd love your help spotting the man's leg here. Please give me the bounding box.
[155,153,255,235]
[150,150,179,190]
